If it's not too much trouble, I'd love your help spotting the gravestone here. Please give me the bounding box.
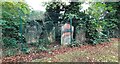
[43,21,55,43]
[61,23,74,45]
[48,27,55,43]
[75,29,86,43]
[24,20,42,43]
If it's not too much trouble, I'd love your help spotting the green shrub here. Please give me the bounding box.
[39,38,50,45]
[3,37,18,48]
[38,45,48,51]
[69,40,83,47]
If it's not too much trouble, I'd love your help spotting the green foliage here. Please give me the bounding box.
[63,2,82,20]
[87,19,108,44]
[104,2,120,38]
[2,2,30,23]
[3,37,18,48]
[44,21,54,32]
[1,2,30,49]
[32,39,51,51]
[45,2,64,23]
[86,3,107,19]
[39,38,50,45]
[69,40,83,47]
[38,45,48,51]
[85,2,119,44]
[2,2,30,36]
[21,47,29,54]
[46,2,119,45]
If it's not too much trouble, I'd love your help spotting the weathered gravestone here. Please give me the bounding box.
[75,29,86,43]
[47,27,55,43]
[61,23,74,45]
[24,20,42,43]
[43,21,56,43]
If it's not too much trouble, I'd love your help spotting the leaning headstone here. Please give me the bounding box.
[61,23,74,45]
[24,20,42,43]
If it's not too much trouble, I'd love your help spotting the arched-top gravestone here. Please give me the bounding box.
[61,22,74,45]
[24,20,42,43]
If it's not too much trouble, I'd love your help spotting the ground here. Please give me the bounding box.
[32,39,119,62]
[2,38,119,62]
